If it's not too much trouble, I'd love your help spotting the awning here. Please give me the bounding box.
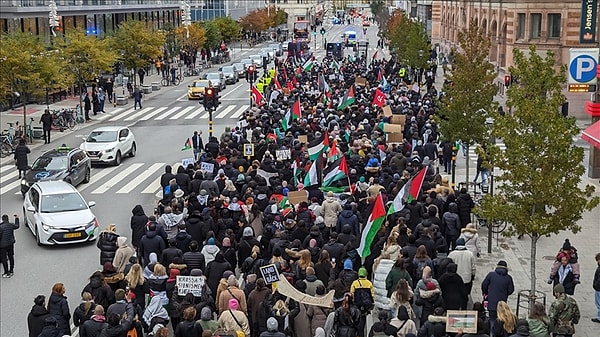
[582,120,600,149]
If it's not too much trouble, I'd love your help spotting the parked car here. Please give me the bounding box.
[232,63,246,78]
[248,55,263,66]
[80,126,136,166]
[187,79,212,99]
[261,48,274,61]
[21,146,91,196]
[220,65,238,84]
[240,58,254,69]
[204,72,226,90]
[23,180,98,246]
[269,43,283,56]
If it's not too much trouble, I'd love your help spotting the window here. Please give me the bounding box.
[547,14,561,38]
[530,13,542,39]
[516,13,525,40]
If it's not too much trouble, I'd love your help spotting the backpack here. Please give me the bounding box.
[414,259,429,286]
[353,280,373,309]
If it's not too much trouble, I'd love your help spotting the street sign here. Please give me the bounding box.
[568,48,599,92]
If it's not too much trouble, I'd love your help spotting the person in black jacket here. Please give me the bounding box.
[206,252,232,297]
[82,271,115,311]
[73,292,97,333]
[175,166,192,196]
[98,300,135,337]
[47,283,71,335]
[162,238,183,268]
[594,252,600,324]
[182,240,205,270]
[28,295,51,337]
[79,305,107,337]
[39,109,53,143]
[130,205,148,255]
[13,138,30,178]
[438,263,467,310]
[140,222,166,266]
[37,316,63,337]
[175,307,204,337]
[0,214,19,278]
[97,224,119,266]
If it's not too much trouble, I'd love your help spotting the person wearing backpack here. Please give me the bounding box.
[350,267,374,337]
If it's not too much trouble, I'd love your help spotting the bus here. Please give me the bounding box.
[293,20,310,43]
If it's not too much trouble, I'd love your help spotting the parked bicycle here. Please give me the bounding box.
[0,132,15,158]
[160,76,181,87]
[16,118,35,144]
[50,108,78,131]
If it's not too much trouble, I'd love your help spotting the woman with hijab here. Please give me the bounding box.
[143,295,170,332]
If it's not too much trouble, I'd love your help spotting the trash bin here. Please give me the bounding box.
[151,82,161,91]
[116,96,128,106]
[142,85,152,94]
[33,126,43,139]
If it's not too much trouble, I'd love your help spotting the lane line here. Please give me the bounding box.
[215,105,236,119]
[198,112,209,119]
[90,163,144,194]
[141,179,161,194]
[155,107,182,120]
[95,107,125,121]
[231,104,250,119]
[170,106,195,119]
[116,163,164,194]
[79,166,120,191]
[123,107,154,121]
[139,107,168,121]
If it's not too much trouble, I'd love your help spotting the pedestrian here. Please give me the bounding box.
[97,88,106,113]
[594,252,600,324]
[73,292,96,333]
[79,305,107,337]
[482,260,515,333]
[47,282,71,335]
[112,236,135,273]
[92,89,99,115]
[84,91,92,121]
[97,224,120,266]
[14,138,30,179]
[447,238,475,295]
[192,130,204,162]
[105,78,114,103]
[333,293,361,337]
[0,213,20,278]
[526,302,551,337]
[40,109,53,143]
[138,68,146,85]
[28,295,51,337]
[133,86,143,110]
[37,316,62,337]
[548,284,580,337]
[492,301,516,337]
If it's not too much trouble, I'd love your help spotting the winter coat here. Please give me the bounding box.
[481,267,515,312]
[97,302,134,337]
[73,301,96,327]
[37,324,63,337]
[182,251,205,270]
[218,309,251,337]
[314,261,333,287]
[552,263,578,295]
[373,258,394,310]
[206,257,232,296]
[0,218,19,249]
[247,287,270,331]
[218,286,247,314]
[304,274,325,296]
[82,275,115,310]
[442,211,461,237]
[47,292,71,335]
[417,314,447,337]
[336,209,360,236]
[222,247,237,270]
[201,244,221,265]
[175,230,193,253]
[139,230,166,266]
[456,192,474,226]
[438,271,467,309]
[80,315,108,337]
[237,237,260,269]
[322,240,345,263]
[28,304,51,337]
[459,227,480,258]
[113,244,134,274]
[321,197,342,228]
[97,231,119,266]
[594,264,600,291]
[415,289,444,326]
[385,267,413,297]
[334,305,361,337]
[307,303,331,336]
[161,246,183,268]
[130,205,148,248]
[14,143,30,170]
[390,317,417,337]
[447,247,475,285]
[174,320,203,337]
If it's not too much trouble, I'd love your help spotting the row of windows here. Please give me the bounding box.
[516,13,561,40]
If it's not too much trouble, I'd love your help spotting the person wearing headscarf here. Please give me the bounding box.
[113,236,135,273]
[143,295,170,332]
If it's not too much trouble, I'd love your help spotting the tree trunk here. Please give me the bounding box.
[465,143,470,192]
[530,234,539,295]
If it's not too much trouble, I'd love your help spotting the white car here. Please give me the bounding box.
[80,126,136,165]
[23,180,98,246]
[248,54,263,66]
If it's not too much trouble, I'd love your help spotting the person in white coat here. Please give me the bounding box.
[459,223,480,259]
[447,237,475,295]
[372,252,395,317]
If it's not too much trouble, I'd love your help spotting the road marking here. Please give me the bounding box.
[141,179,161,194]
[95,107,125,121]
[0,170,18,185]
[90,163,144,194]
[221,82,245,99]
[116,163,164,193]
[108,107,138,121]
[79,166,120,191]
[215,105,236,119]
[0,164,13,174]
[231,105,250,119]
[155,107,182,120]
[0,180,20,196]
[139,107,168,121]
[170,106,195,119]
[185,107,205,119]
[123,107,154,121]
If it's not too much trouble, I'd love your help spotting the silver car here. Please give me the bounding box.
[23,180,98,246]
[204,72,226,90]
[269,43,283,56]
[220,65,238,84]
[232,63,246,78]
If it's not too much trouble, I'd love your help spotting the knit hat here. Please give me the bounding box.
[228,298,239,310]
[168,268,181,281]
[267,317,278,331]
[207,237,216,245]
[190,269,203,276]
[200,307,212,321]
[553,284,565,294]
[243,227,254,237]
[222,237,231,247]
[343,258,353,270]
[102,262,116,273]
[358,267,367,278]
[115,289,126,301]
[309,239,317,248]
[327,191,334,197]
[223,270,234,279]
[497,260,508,268]
[426,281,436,291]
[562,239,571,251]
[455,237,465,246]
[117,236,127,247]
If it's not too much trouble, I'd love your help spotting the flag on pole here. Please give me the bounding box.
[304,157,320,187]
[357,193,386,258]
[330,59,340,72]
[251,85,264,107]
[372,50,378,60]
[292,98,301,120]
[387,168,427,215]
[379,147,387,162]
[302,59,314,72]
[307,130,329,161]
[377,68,383,82]
[380,75,390,92]
[273,73,282,90]
[281,99,301,131]
[181,138,192,151]
[328,139,340,161]
[337,85,356,110]
[323,156,349,187]
[372,88,386,107]
[291,157,301,186]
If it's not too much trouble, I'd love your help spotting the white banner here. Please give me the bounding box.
[176,276,205,297]
[274,273,334,308]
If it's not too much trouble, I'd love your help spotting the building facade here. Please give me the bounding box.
[431,0,599,118]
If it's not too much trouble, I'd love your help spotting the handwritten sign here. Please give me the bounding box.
[383,123,403,133]
[200,162,215,173]
[260,264,280,285]
[298,135,308,144]
[176,275,205,297]
[287,190,308,206]
[181,158,195,168]
[387,132,403,143]
[276,149,291,160]
[244,144,254,157]
[275,271,334,308]
[355,77,367,86]
[382,105,393,117]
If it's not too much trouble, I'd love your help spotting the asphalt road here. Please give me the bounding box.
[0,20,380,336]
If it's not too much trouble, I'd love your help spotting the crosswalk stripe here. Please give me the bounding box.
[141,179,161,194]
[199,112,209,119]
[0,164,13,174]
[95,107,125,121]
[139,107,168,121]
[116,163,164,194]
[79,166,120,191]
[109,108,138,121]
[0,180,20,196]
[0,170,18,185]
[90,163,144,194]
[231,105,250,119]
[215,105,236,119]
[124,107,154,121]
[155,107,182,120]
[185,107,205,119]
[170,106,196,119]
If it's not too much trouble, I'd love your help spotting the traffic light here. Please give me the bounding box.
[213,87,221,108]
[320,27,325,35]
[246,65,256,83]
[504,75,512,87]
[204,87,215,109]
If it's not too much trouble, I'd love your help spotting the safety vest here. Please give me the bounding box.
[399,68,406,77]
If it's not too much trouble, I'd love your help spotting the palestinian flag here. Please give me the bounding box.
[377,68,383,82]
[372,50,378,60]
[181,138,192,151]
[251,85,265,107]
[273,73,283,90]
[337,85,355,111]
[304,157,321,187]
[323,156,348,187]
[281,99,301,131]
[323,90,332,108]
[318,74,330,92]
[291,157,301,186]
[330,60,340,72]
[303,59,314,72]
[307,130,330,161]
[328,139,340,161]
[357,193,386,258]
[387,168,427,215]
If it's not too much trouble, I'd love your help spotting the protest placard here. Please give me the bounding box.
[383,105,393,117]
[260,264,280,285]
[181,158,194,168]
[446,310,478,334]
[244,144,254,157]
[391,114,406,125]
[355,77,367,86]
[298,135,308,144]
[383,123,403,133]
[275,272,334,308]
[287,190,307,206]
[276,149,291,160]
[176,275,205,297]
[200,162,215,173]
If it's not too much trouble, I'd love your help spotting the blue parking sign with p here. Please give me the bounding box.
[568,48,599,85]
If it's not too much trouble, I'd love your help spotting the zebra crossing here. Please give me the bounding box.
[96,104,250,123]
[0,161,186,197]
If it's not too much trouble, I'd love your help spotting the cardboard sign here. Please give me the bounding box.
[355,77,367,86]
[382,105,393,117]
[391,114,406,125]
[244,144,254,157]
[274,271,334,308]
[383,123,403,133]
[200,162,215,173]
[287,190,308,206]
[276,149,291,160]
[387,132,403,143]
[298,135,308,144]
[446,310,478,334]
[259,264,280,285]
[176,275,205,297]
[181,158,195,168]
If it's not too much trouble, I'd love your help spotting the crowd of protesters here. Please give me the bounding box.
[25,45,585,337]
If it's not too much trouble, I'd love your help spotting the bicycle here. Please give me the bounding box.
[16,118,35,144]
[0,132,14,158]
[160,76,181,87]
